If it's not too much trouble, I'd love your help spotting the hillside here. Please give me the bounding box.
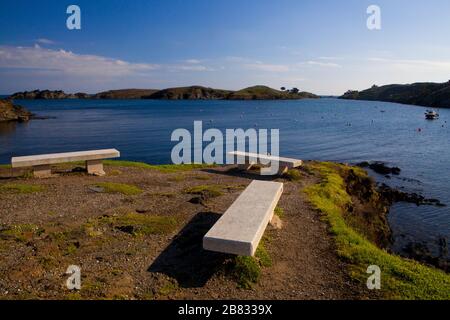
[94,89,159,99]
[145,86,232,100]
[9,86,318,101]
[227,85,318,100]
[340,81,450,108]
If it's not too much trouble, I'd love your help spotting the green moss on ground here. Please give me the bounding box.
[94,182,142,196]
[274,206,285,219]
[103,160,214,173]
[0,223,44,242]
[230,238,272,289]
[284,169,302,181]
[98,213,178,237]
[0,183,45,194]
[304,161,450,300]
[184,185,225,198]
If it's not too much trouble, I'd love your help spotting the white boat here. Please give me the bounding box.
[425,110,439,120]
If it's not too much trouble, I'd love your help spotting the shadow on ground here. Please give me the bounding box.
[203,166,283,181]
[148,211,232,288]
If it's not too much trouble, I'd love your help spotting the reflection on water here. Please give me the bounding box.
[0,121,18,135]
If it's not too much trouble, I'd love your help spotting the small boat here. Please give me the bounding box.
[425,110,439,120]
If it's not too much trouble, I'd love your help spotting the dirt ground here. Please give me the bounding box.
[0,163,370,300]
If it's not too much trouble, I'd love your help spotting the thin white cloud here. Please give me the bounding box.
[0,45,159,77]
[367,57,450,70]
[36,38,55,45]
[184,59,201,64]
[304,61,342,68]
[243,62,290,72]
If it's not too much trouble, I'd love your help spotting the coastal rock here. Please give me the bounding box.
[378,183,446,207]
[357,161,401,175]
[0,99,33,122]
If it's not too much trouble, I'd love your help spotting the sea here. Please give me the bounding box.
[0,97,448,262]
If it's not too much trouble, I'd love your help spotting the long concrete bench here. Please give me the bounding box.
[228,151,303,174]
[11,149,120,178]
[203,180,283,256]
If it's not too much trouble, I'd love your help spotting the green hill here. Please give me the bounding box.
[94,89,158,99]
[340,81,450,108]
[227,85,318,100]
[145,86,231,100]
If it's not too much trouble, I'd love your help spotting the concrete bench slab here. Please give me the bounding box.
[228,151,302,174]
[203,180,283,256]
[11,149,120,178]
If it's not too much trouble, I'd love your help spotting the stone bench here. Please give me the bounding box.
[203,180,283,256]
[228,151,303,174]
[11,149,120,178]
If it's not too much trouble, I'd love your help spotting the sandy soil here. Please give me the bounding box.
[0,163,369,300]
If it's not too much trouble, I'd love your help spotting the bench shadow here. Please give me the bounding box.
[147,211,232,288]
[202,166,283,181]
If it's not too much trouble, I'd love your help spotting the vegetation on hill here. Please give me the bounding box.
[340,81,450,108]
[144,86,232,100]
[9,86,318,101]
[227,85,318,100]
[93,89,159,99]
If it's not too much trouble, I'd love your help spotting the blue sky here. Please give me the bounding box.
[1,0,450,94]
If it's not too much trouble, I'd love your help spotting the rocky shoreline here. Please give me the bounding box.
[0,99,33,122]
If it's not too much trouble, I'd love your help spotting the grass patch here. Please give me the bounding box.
[94,182,142,196]
[0,223,44,242]
[0,163,11,168]
[0,183,45,194]
[99,213,178,237]
[103,160,215,173]
[274,206,285,219]
[184,185,224,198]
[230,238,272,289]
[304,161,450,300]
[284,169,302,181]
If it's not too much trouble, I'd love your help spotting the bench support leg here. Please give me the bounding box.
[278,165,289,175]
[33,165,52,178]
[238,163,255,171]
[86,160,105,176]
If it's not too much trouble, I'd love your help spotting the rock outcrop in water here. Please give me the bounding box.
[0,99,33,122]
[340,81,450,108]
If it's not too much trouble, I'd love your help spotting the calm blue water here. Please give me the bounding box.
[1,98,449,259]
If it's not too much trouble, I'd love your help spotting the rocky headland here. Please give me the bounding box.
[340,81,450,108]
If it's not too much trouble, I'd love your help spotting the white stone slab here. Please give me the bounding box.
[203,180,283,256]
[228,151,303,168]
[11,149,120,168]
